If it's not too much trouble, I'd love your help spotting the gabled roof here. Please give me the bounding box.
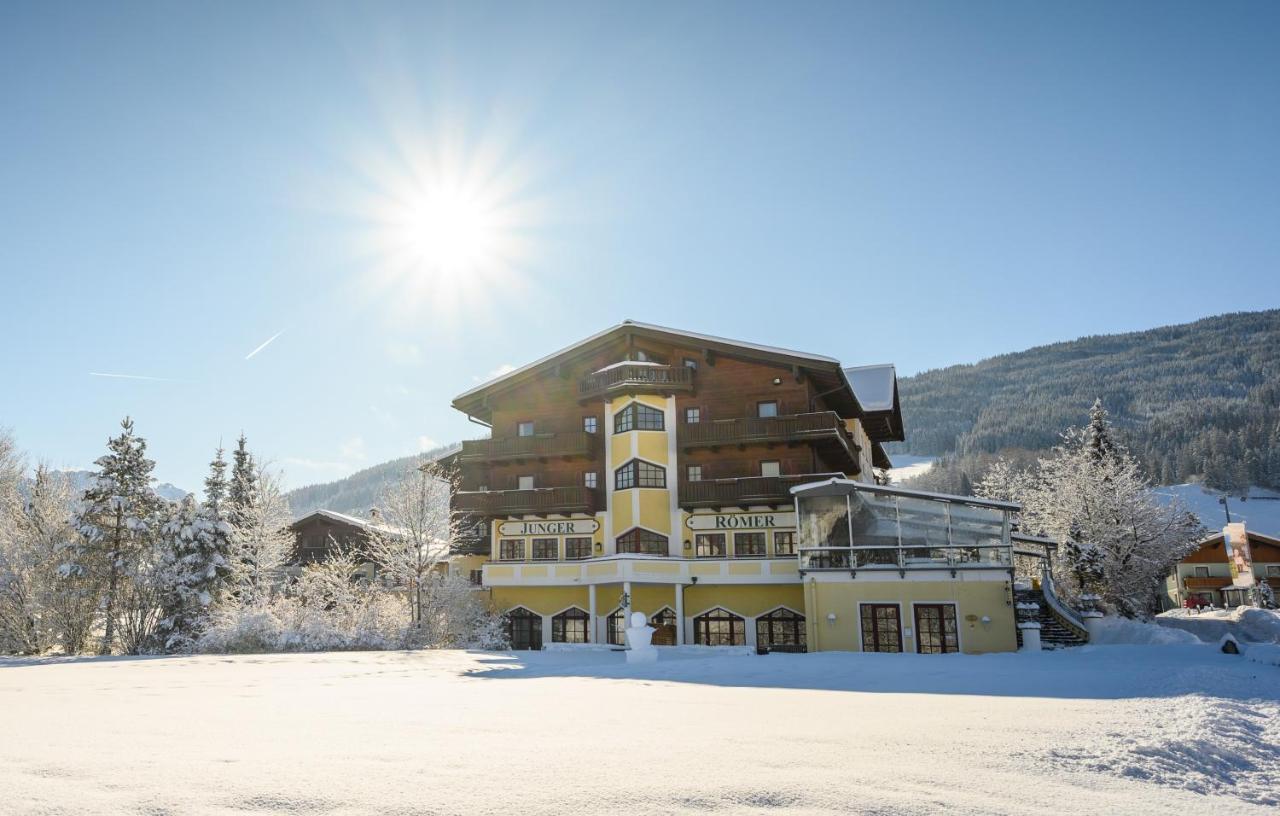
[290,508,405,538]
[453,320,866,423]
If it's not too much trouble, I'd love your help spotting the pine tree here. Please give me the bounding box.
[70,417,161,654]
[1084,399,1116,464]
[204,446,228,515]
[227,433,257,532]
[157,495,232,651]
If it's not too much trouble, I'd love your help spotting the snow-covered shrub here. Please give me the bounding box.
[198,603,286,654]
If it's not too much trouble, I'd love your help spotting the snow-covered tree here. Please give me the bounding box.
[1014,403,1204,616]
[226,465,293,606]
[70,417,162,654]
[417,570,508,649]
[156,494,232,652]
[204,446,229,515]
[227,433,257,532]
[364,458,456,637]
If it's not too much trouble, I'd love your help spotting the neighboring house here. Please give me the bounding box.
[448,320,1039,654]
[1166,522,1280,608]
[288,507,479,586]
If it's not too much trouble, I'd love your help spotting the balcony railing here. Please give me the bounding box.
[798,545,1012,572]
[678,411,860,464]
[452,486,600,516]
[580,363,694,400]
[678,473,843,509]
[459,431,599,463]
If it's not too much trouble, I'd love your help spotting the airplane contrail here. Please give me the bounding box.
[89,372,185,382]
[245,330,286,360]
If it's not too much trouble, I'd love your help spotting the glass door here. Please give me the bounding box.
[859,604,902,652]
[913,604,959,654]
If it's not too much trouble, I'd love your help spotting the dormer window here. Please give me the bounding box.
[614,402,664,433]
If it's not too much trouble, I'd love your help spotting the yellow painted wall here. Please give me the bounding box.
[638,491,671,533]
[636,432,668,464]
[805,580,1016,654]
[612,499,634,534]
[684,584,805,619]
[491,586,590,616]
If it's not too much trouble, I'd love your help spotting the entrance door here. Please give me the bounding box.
[507,608,543,650]
[859,604,902,652]
[913,604,959,654]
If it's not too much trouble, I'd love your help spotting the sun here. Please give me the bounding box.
[392,182,500,277]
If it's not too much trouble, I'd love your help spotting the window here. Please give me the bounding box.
[756,608,806,650]
[616,528,668,555]
[607,609,626,645]
[651,607,678,645]
[685,407,701,424]
[565,537,592,559]
[914,604,959,654]
[551,607,590,643]
[757,401,778,418]
[506,607,542,650]
[517,421,535,437]
[615,459,666,490]
[1194,566,1210,578]
[695,533,726,558]
[468,569,483,586]
[584,471,598,489]
[860,604,902,653]
[614,402,665,433]
[498,539,525,561]
[734,532,766,558]
[686,465,703,482]
[532,538,558,560]
[583,416,598,433]
[517,475,535,490]
[682,357,698,370]
[773,531,796,556]
[1268,566,1280,577]
[694,608,746,646]
[760,460,781,478]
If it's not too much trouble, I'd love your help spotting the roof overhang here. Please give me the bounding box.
[843,364,904,443]
[453,320,866,424]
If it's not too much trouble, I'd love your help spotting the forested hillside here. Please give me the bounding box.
[284,443,458,518]
[890,310,1280,492]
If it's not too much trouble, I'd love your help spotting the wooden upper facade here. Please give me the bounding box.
[448,322,903,556]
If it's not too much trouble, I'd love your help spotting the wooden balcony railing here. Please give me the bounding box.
[459,431,599,463]
[678,411,860,460]
[452,486,600,516]
[579,363,694,400]
[678,473,843,509]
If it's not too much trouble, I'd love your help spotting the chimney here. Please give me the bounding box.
[369,507,380,520]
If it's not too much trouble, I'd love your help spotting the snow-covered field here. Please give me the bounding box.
[3,645,1278,815]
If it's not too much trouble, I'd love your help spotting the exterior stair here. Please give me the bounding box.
[1014,588,1089,649]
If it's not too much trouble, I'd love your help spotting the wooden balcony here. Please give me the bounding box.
[678,411,861,470]
[579,363,694,401]
[459,431,599,463]
[678,473,844,509]
[452,486,600,517]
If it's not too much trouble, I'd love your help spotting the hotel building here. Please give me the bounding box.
[449,321,1021,653]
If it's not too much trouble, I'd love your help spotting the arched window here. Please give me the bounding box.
[615,459,666,490]
[694,607,746,646]
[607,608,626,645]
[650,607,678,646]
[506,607,542,651]
[756,608,806,650]
[551,607,590,643]
[614,402,665,433]
[616,528,668,556]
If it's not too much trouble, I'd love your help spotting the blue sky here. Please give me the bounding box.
[2,1,1278,492]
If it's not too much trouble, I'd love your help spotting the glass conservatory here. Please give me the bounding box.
[791,479,1015,572]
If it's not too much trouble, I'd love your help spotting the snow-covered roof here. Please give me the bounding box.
[789,477,1021,511]
[843,364,897,412]
[295,509,406,537]
[455,319,842,402]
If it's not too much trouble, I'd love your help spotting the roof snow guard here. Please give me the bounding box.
[453,320,869,424]
[843,364,904,443]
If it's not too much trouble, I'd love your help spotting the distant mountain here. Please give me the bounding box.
[889,310,1280,494]
[18,470,190,504]
[284,443,459,519]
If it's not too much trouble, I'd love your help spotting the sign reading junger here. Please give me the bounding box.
[498,519,601,537]
[685,511,796,531]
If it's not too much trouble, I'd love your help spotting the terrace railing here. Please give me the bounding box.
[459,431,599,463]
[579,363,694,400]
[452,486,600,516]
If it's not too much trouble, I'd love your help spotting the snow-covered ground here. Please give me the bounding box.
[1155,483,1280,536]
[887,453,935,483]
[3,645,1278,815]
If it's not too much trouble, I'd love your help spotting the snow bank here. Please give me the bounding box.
[1246,643,1280,667]
[1157,606,1280,644]
[1087,616,1200,645]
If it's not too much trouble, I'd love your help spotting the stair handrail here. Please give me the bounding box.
[1040,564,1090,641]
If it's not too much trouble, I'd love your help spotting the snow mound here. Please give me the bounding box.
[1158,606,1280,644]
[1087,616,1199,645]
[1246,643,1280,667]
[1044,694,1280,806]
